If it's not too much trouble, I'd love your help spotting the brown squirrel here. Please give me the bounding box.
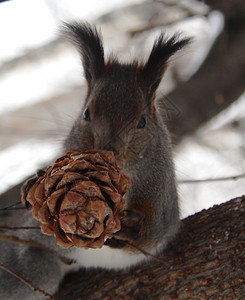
[0,22,190,299]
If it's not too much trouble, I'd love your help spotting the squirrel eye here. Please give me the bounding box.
[137,115,146,129]
[83,107,91,121]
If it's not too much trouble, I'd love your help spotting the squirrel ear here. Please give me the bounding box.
[62,22,105,92]
[141,33,191,101]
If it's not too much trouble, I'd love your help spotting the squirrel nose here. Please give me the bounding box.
[103,143,120,156]
[102,141,126,162]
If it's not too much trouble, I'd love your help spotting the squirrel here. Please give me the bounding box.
[0,22,190,299]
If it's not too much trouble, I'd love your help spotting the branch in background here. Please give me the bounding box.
[123,240,167,266]
[179,173,245,184]
[167,0,245,142]
[0,234,75,266]
[0,226,166,266]
[0,226,40,230]
[0,201,24,211]
[0,263,55,300]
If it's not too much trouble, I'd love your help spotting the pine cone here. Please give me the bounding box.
[22,150,131,249]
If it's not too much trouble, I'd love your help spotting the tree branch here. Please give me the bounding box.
[0,226,40,230]
[0,263,55,300]
[178,173,245,184]
[56,195,245,299]
[0,233,75,266]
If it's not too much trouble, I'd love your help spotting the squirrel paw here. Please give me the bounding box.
[105,209,143,248]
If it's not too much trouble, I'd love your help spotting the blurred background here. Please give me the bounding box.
[0,0,244,218]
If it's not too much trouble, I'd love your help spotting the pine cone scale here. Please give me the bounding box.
[38,202,53,225]
[70,181,104,200]
[85,171,115,189]
[59,190,87,212]
[33,181,45,205]
[44,173,63,197]
[53,221,73,248]
[47,186,68,217]
[59,214,77,234]
[56,172,88,189]
[61,159,97,173]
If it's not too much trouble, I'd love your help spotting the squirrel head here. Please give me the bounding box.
[63,22,190,163]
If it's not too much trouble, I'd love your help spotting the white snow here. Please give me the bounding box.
[170,10,224,80]
[130,10,224,94]
[0,0,143,63]
[0,139,61,194]
[0,0,56,63]
[0,48,82,114]
[176,93,245,218]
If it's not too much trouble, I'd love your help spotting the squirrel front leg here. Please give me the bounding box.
[105,208,144,249]
[106,161,180,254]
[105,194,163,252]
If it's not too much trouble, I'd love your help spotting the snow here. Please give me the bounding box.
[176,93,245,218]
[169,10,224,80]
[0,48,82,114]
[133,10,224,94]
[0,0,143,63]
[0,139,60,194]
[0,0,56,63]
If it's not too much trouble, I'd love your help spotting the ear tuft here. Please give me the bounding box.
[61,22,105,92]
[142,33,191,99]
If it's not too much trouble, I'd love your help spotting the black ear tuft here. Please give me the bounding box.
[141,33,191,100]
[62,22,105,92]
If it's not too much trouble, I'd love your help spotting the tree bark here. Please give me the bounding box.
[56,195,245,299]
